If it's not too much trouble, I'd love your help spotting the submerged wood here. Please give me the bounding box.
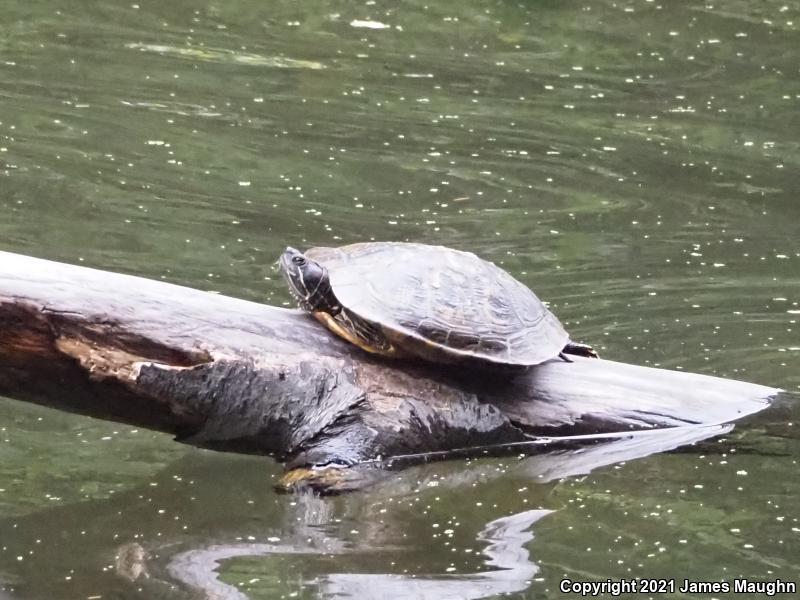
[0,250,780,492]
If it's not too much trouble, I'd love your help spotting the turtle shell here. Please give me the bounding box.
[305,242,569,367]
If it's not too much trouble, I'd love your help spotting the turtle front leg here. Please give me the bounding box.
[277,464,390,495]
[561,341,599,360]
[313,310,397,357]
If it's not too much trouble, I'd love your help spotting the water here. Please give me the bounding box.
[1,0,798,597]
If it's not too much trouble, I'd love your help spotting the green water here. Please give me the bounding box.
[1,0,798,598]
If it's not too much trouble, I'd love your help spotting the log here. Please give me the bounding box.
[0,250,780,493]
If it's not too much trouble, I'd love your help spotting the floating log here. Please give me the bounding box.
[0,251,780,493]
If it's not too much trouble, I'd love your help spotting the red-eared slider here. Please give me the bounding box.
[279,242,596,368]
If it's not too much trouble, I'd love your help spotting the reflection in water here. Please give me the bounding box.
[133,423,735,599]
[124,43,326,70]
[166,510,550,600]
[376,423,742,489]
[0,407,796,598]
[321,510,547,600]
[506,423,739,483]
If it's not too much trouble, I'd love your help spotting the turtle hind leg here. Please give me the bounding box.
[562,341,599,359]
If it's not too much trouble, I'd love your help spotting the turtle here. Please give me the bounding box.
[278,242,596,369]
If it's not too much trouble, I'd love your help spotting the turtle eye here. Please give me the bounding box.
[292,255,307,266]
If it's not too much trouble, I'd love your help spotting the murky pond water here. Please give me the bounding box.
[1,0,798,598]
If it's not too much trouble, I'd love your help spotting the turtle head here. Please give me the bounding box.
[279,247,340,314]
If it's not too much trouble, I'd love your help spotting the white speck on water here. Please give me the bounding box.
[350,20,389,29]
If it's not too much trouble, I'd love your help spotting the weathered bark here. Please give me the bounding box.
[0,251,780,492]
